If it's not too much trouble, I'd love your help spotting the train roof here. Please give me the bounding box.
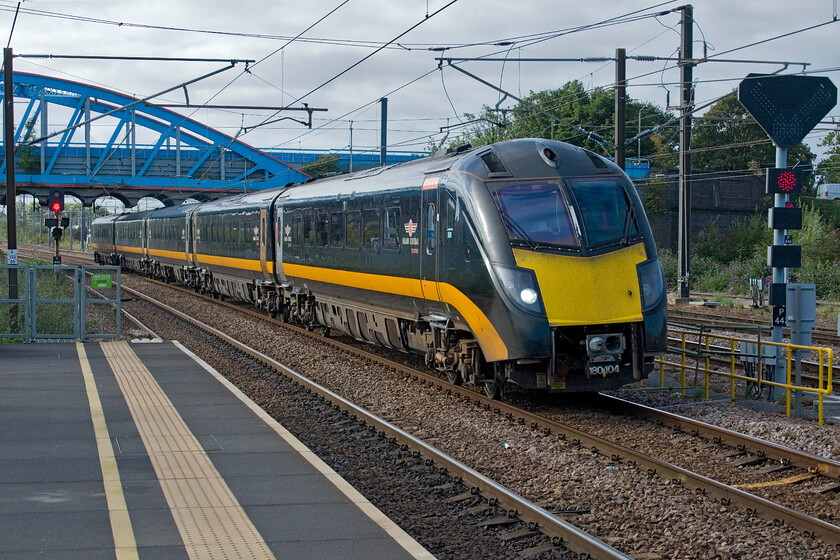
[192,187,286,215]
[145,202,200,219]
[114,210,157,223]
[279,138,625,203]
[91,213,122,225]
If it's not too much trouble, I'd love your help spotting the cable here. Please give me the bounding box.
[243,0,461,138]
[270,67,440,150]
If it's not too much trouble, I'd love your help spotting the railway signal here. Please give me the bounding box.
[739,74,837,401]
[48,186,65,214]
[766,167,802,195]
[46,187,66,264]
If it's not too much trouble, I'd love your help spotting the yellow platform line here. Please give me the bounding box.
[100,341,275,560]
[173,340,436,560]
[76,343,139,560]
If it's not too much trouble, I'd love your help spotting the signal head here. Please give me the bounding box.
[48,186,65,214]
[766,168,802,195]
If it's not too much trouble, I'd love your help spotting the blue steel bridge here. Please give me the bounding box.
[0,72,422,208]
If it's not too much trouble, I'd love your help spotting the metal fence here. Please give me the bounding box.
[652,323,834,425]
[0,265,120,341]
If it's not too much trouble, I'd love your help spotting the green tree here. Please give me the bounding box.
[301,154,340,178]
[447,107,509,149]
[18,118,40,174]
[446,80,677,161]
[816,130,840,184]
[692,91,815,172]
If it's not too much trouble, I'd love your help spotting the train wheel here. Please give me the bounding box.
[483,379,502,399]
[447,369,463,386]
[482,364,504,400]
[319,326,330,337]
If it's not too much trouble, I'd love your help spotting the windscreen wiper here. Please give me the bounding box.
[501,212,540,250]
[620,196,638,247]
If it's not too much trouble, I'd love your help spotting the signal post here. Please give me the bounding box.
[738,74,836,400]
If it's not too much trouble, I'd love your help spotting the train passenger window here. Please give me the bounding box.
[293,216,303,247]
[383,207,400,250]
[363,210,380,251]
[303,215,314,246]
[330,213,345,247]
[425,203,435,256]
[345,211,361,249]
[316,214,329,247]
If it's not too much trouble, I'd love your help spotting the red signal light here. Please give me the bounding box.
[777,170,796,192]
[766,168,802,195]
[51,201,62,213]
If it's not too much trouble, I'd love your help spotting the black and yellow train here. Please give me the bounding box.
[92,138,667,397]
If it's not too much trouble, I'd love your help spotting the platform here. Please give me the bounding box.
[0,340,433,559]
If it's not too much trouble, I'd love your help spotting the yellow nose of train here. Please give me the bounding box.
[512,243,647,327]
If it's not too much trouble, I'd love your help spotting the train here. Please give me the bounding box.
[92,138,667,398]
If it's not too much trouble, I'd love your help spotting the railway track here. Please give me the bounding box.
[124,276,840,555]
[14,243,840,555]
[669,307,840,347]
[121,283,628,560]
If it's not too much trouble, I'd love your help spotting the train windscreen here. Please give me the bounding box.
[567,178,638,247]
[492,182,579,248]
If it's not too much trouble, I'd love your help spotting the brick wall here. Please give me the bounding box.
[641,172,768,251]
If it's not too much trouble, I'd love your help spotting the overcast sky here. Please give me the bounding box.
[2,0,839,160]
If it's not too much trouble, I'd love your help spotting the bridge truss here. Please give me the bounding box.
[0,71,310,207]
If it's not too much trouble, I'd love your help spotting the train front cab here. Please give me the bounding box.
[483,163,666,392]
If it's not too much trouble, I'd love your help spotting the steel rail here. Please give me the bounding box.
[123,280,840,550]
[597,393,840,479]
[669,309,840,345]
[122,285,631,560]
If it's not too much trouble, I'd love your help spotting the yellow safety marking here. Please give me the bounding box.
[101,341,275,560]
[76,343,139,560]
[513,243,647,326]
[172,341,437,560]
[733,472,818,489]
[282,262,507,361]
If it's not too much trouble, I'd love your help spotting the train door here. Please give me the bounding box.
[259,207,270,278]
[420,177,441,301]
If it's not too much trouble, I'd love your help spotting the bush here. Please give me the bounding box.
[694,215,771,263]
[658,248,678,291]
[693,253,767,295]
[800,197,840,230]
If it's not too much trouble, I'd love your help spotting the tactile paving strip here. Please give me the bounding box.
[102,341,275,560]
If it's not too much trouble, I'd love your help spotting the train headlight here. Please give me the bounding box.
[494,265,545,316]
[520,288,538,305]
[637,258,665,312]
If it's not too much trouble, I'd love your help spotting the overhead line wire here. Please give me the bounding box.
[244,0,461,139]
